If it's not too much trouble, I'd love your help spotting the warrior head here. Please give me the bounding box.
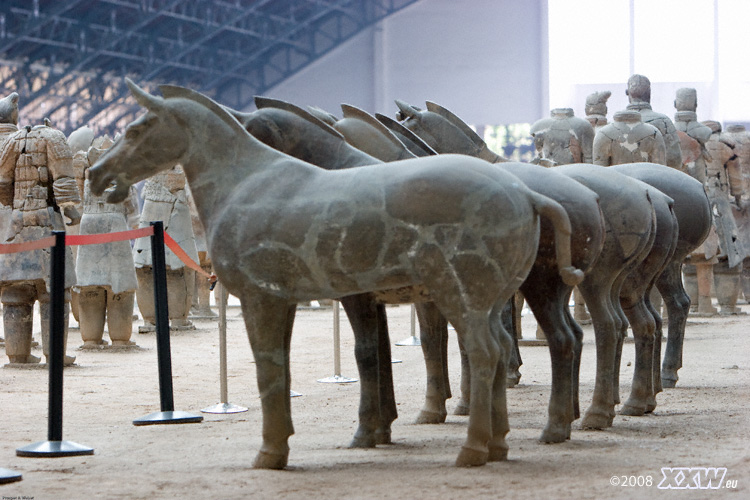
[626,74,651,104]
[674,88,698,113]
[0,92,19,125]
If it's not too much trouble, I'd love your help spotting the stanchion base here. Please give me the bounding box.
[201,402,248,414]
[391,358,402,364]
[16,440,94,458]
[0,467,22,484]
[317,374,358,384]
[133,410,204,426]
[290,390,303,397]
[395,335,421,346]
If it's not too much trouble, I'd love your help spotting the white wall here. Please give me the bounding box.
[260,0,547,126]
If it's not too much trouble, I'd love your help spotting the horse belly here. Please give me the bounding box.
[373,285,431,304]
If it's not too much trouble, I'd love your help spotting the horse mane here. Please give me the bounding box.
[374,113,437,156]
[425,101,487,149]
[340,104,406,151]
[255,96,346,141]
[158,84,251,139]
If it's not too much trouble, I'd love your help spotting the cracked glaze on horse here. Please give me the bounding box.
[89,80,583,469]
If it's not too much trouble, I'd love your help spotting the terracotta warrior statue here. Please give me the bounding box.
[75,137,139,347]
[724,124,750,303]
[133,164,198,331]
[529,108,594,166]
[584,90,612,133]
[672,88,719,313]
[0,92,19,347]
[0,110,81,365]
[626,74,683,169]
[66,125,95,328]
[673,88,712,182]
[592,110,666,166]
[702,120,745,314]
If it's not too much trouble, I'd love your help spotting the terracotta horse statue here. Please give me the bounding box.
[393,100,675,430]
[89,80,583,469]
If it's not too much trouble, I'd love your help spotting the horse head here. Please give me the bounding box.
[333,104,414,161]
[88,79,190,203]
[395,99,504,162]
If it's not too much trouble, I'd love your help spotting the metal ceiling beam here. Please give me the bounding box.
[0,0,421,135]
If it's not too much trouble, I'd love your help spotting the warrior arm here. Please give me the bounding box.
[726,154,743,198]
[592,134,612,166]
[580,125,595,164]
[650,132,667,166]
[45,128,81,207]
[0,132,18,206]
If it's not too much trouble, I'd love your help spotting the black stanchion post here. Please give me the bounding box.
[133,221,202,425]
[17,231,94,457]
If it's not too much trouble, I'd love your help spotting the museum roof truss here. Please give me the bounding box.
[0,0,419,135]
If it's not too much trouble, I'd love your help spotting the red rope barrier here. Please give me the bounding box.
[0,225,217,285]
[66,226,155,246]
[0,235,56,254]
[163,230,217,283]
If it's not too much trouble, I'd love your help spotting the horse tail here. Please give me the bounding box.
[528,191,585,286]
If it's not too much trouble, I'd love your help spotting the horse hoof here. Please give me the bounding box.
[645,401,656,413]
[581,411,610,430]
[453,401,470,416]
[455,446,489,467]
[540,426,567,443]
[349,435,377,449]
[619,403,646,416]
[252,451,288,469]
[488,444,509,462]
[375,428,392,445]
[415,410,447,424]
[661,377,677,389]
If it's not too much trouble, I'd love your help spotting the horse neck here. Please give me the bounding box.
[179,114,282,227]
[267,112,379,169]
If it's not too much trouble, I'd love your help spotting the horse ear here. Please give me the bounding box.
[394,99,420,120]
[126,78,165,113]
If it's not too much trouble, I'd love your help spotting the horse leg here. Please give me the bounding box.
[644,291,662,411]
[375,302,397,442]
[524,284,575,443]
[454,332,471,416]
[564,300,583,421]
[578,282,618,430]
[340,294,394,447]
[488,299,513,461]
[657,261,690,388]
[415,301,450,424]
[504,299,522,387]
[452,311,499,466]
[610,275,629,413]
[414,245,500,467]
[241,294,297,470]
[619,297,656,416]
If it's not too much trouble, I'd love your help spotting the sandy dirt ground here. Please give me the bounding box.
[0,297,748,500]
